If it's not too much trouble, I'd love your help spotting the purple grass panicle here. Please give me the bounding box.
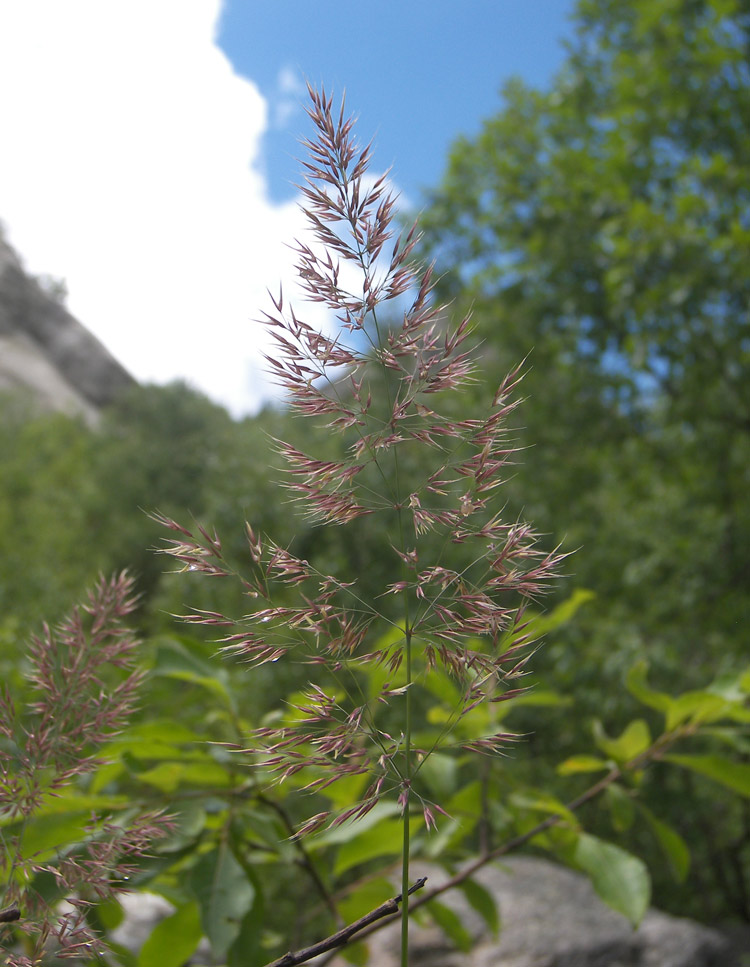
[0,573,170,964]
[156,85,564,966]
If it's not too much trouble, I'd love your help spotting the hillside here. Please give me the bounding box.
[0,230,134,423]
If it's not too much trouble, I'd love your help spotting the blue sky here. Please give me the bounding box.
[0,1,575,415]
[218,0,575,205]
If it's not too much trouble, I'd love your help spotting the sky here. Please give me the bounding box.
[0,1,574,416]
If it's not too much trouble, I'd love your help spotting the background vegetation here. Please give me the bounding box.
[1,0,749,961]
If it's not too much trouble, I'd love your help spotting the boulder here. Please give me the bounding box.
[321,857,737,967]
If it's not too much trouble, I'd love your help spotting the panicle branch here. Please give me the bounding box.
[156,87,562,841]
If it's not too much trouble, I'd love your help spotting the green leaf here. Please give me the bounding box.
[334,815,417,875]
[190,840,255,960]
[422,667,462,706]
[320,772,370,810]
[557,754,609,776]
[592,718,651,764]
[152,638,234,710]
[525,588,595,635]
[19,811,91,859]
[509,791,578,827]
[663,691,733,731]
[312,801,400,848]
[639,805,690,883]
[507,689,572,709]
[573,833,651,926]
[96,896,124,930]
[428,899,474,952]
[417,752,458,800]
[226,895,265,967]
[338,878,394,925]
[459,877,500,937]
[159,801,207,853]
[605,783,635,832]
[663,754,750,797]
[340,941,369,966]
[137,901,202,967]
[625,662,672,715]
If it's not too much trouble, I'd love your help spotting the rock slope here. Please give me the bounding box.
[0,231,134,422]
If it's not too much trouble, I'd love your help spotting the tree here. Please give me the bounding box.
[418,0,750,920]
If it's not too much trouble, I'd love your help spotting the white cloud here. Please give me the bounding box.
[0,0,315,415]
[273,65,305,128]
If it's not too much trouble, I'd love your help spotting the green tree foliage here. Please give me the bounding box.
[418,0,750,920]
[0,384,288,636]
[420,0,749,682]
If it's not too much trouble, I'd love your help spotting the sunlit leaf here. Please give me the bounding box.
[557,754,609,776]
[592,718,651,764]
[664,754,750,797]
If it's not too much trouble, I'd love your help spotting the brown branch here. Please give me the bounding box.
[0,904,20,924]
[263,877,428,967]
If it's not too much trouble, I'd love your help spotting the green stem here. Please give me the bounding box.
[401,622,412,967]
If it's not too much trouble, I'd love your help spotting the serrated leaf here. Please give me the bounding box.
[574,833,650,926]
[428,899,474,951]
[459,877,500,937]
[190,841,255,959]
[663,753,750,797]
[137,901,202,967]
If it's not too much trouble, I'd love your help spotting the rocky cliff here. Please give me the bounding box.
[0,230,135,423]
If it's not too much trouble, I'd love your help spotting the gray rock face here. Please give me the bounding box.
[322,858,736,967]
[0,231,134,422]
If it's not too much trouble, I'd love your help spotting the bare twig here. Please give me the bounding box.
[263,877,427,967]
[0,904,20,924]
